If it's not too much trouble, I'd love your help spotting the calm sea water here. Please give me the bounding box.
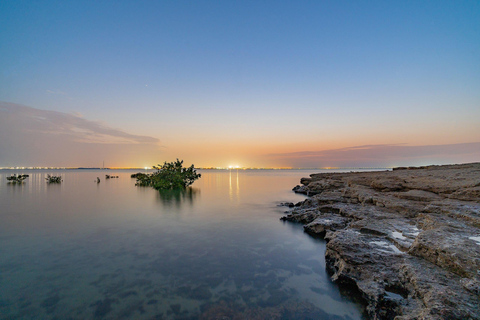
[0,169,365,319]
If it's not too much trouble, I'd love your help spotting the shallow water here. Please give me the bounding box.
[0,169,365,319]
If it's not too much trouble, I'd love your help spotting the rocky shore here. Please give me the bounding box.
[281,163,480,319]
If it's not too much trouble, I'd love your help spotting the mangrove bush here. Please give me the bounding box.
[6,174,29,183]
[46,174,62,183]
[135,159,201,190]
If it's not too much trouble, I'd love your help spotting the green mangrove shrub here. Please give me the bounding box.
[6,174,29,183]
[46,174,62,183]
[135,159,201,190]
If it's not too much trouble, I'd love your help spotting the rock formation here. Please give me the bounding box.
[282,163,480,319]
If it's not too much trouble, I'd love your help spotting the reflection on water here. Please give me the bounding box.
[6,181,25,185]
[229,169,240,203]
[156,187,200,208]
[0,169,365,319]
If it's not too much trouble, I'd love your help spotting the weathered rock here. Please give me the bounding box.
[284,162,480,319]
[408,226,480,278]
[370,176,407,192]
[280,208,320,224]
[292,184,308,194]
[393,189,442,202]
[303,215,350,237]
[278,202,295,208]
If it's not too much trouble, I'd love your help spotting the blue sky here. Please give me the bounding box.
[1,1,479,167]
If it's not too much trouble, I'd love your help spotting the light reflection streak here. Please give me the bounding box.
[236,169,239,200]
[229,170,232,201]
[229,169,240,204]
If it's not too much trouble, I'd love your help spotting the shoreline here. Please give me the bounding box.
[281,162,480,319]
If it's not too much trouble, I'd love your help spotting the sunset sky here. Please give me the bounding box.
[1,1,479,168]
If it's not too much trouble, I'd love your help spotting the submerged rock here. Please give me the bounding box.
[283,162,480,319]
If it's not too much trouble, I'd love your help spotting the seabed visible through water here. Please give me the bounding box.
[0,169,365,319]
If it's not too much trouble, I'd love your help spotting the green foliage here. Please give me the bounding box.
[46,174,62,183]
[131,172,143,178]
[6,174,29,183]
[135,159,201,190]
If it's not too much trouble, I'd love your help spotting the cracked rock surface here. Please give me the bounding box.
[282,163,480,319]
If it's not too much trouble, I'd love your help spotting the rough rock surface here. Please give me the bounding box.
[282,163,480,319]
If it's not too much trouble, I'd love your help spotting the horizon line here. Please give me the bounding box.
[0,166,392,170]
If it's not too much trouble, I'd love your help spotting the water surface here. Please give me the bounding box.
[0,169,364,319]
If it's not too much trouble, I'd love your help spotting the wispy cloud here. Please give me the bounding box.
[267,143,480,168]
[46,89,68,95]
[1,101,159,144]
[0,102,162,167]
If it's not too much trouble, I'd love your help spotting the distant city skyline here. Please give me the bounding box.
[1,1,479,168]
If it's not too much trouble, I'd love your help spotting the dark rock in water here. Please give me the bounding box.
[278,202,295,207]
[292,184,308,194]
[281,162,480,319]
[189,286,212,300]
[91,297,116,318]
[170,304,181,315]
[151,313,164,320]
[280,208,319,224]
[199,298,339,319]
[258,289,289,307]
[117,299,146,317]
[118,290,138,298]
[41,295,60,308]
[40,294,60,314]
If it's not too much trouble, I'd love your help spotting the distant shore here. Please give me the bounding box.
[282,162,480,319]
[0,167,390,170]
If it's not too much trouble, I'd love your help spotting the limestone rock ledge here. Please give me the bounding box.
[282,163,480,319]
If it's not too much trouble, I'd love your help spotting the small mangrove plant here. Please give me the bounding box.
[45,174,62,183]
[135,159,201,190]
[105,174,119,179]
[6,174,29,183]
[131,172,143,178]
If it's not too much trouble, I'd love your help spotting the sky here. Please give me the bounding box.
[1,0,479,168]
